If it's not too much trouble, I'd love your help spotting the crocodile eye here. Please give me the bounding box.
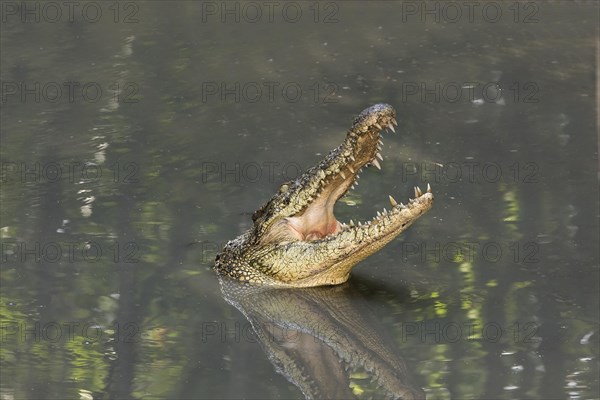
[279,184,289,193]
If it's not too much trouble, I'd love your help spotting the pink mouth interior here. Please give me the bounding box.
[283,161,361,241]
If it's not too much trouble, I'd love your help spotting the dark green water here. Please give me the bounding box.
[1,1,598,399]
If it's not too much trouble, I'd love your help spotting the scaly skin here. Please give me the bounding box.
[215,104,433,287]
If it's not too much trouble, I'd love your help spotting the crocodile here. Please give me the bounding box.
[215,104,433,287]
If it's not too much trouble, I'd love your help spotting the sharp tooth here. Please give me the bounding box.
[414,187,418,198]
[372,159,382,170]
[383,207,387,214]
[350,219,355,226]
[351,185,355,190]
[388,195,398,207]
[376,152,383,161]
[358,221,363,226]
[377,211,382,217]
[416,186,423,196]
[400,202,406,209]
[391,118,398,126]
[374,123,382,129]
[348,165,355,173]
[427,183,432,193]
[378,139,384,146]
[340,171,346,179]
[350,155,356,162]
[388,124,396,133]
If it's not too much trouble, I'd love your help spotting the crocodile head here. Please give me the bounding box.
[215,104,433,287]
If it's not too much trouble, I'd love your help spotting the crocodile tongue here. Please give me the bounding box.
[286,193,342,240]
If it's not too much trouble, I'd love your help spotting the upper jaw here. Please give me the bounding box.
[255,102,434,256]
[276,104,401,242]
[293,103,398,201]
[253,104,398,242]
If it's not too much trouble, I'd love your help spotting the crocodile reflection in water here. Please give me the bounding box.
[215,104,433,287]
[219,276,425,399]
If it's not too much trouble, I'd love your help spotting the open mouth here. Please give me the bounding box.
[276,104,433,243]
[218,103,435,286]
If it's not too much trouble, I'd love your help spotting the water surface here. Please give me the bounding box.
[1,2,598,399]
